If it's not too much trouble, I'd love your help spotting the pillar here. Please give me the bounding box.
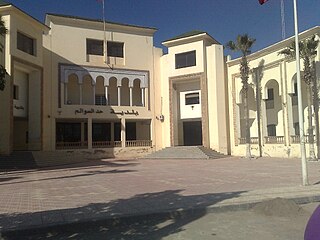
[81,122,85,143]
[121,117,126,147]
[129,87,133,106]
[105,86,108,105]
[88,118,92,149]
[117,86,121,106]
[64,83,68,105]
[141,88,145,107]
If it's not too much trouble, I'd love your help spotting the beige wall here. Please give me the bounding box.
[227,28,320,158]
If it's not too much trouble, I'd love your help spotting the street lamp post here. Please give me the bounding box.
[293,0,309,186]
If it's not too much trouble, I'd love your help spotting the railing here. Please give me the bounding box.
[56,141,88,149]
[126,140,152,147]
[238,137,259,144]
[92,141,122,148]
[291,135,315,144]
[264,136,284,144]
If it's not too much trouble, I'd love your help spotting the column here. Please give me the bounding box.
[129,87,133,106]
[141,88,145,107]
[105,86,108,105]
[88,118,92,149]
[79,83,83,105]
[81,122,85,143]
[117,86,121,106]
[121,117,126,147]
[64,83,68,105]
[261,99,267,144]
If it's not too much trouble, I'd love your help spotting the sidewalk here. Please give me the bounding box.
[0,156,320,233]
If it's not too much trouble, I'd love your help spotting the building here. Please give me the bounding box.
[0,1,319,159]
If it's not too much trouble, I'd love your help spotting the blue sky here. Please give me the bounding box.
[8,0,320,57]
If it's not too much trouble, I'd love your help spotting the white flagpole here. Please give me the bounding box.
[102,0,107,63]
[293,0,308,186]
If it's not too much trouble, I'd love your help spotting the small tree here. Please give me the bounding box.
[226,34,256,158]
[279,35,319,160]
[0,15,7,91]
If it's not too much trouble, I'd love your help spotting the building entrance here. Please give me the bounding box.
[183,121,202,146]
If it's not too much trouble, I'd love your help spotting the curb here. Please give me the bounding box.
[2,193,320,237]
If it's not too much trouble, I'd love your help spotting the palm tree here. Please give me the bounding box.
[279,35,319,160]
[0,15,7,91]
[226,34,256,158]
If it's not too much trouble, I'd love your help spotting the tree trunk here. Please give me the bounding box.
[307,85,316,160]
[244,90,252,158]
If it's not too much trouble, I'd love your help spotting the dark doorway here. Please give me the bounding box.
[183,121,202,146]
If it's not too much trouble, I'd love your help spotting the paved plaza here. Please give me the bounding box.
[0,156,320,233]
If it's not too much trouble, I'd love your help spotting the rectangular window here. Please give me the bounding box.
[107,41,124,58]
[175,50,196,69]
[17,32,35,56]
[292,83,298,106]
[185,92,200,105]
[56,123,81,142]
[267,88,274,100]
[86,39,104,56]
[266,88,274,109]
[95,95,107,105]
[293,83,298,96]
[267,124,276,136]
[13,85,19,100]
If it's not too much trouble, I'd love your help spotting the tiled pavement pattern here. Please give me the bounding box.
[0,157,320,232]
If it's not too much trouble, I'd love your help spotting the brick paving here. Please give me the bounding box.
[0,156,320,232]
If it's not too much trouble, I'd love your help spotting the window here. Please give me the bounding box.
[175,51,196,69]
[292,83,298,105]
[185,92,200,105]
[93,123,111,142]
[293,83,298,96]
[95,95,107,105]
[107,41,124,58]
[86,39,104,55]
[17,32,35,56]
[266,88,274,109]
[13,85,19,100]
[267,124,276,136]
[56,123,81,142]
[267,88,274,100]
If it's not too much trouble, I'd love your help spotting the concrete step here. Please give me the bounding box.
[143,146,227,159]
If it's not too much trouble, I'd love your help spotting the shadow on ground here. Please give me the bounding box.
[0,159,139,186]
[1,190,245,240]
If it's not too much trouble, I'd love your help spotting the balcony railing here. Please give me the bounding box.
[291,135,315,144]
[264,136,284,144]
[126,140,152,147]
[92,141,122,148]
[56,141,88,149]
[238,137,259,145]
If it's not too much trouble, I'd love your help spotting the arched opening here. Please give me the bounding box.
[108,77,118,106]
[82,75,94,105]
[121,78,130,106]
[132,78,142,106]
[264,79,283,143]
[95,76,106,105]
[66,74,80,105]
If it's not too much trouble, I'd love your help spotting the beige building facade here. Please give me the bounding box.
[0,2,319,159]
